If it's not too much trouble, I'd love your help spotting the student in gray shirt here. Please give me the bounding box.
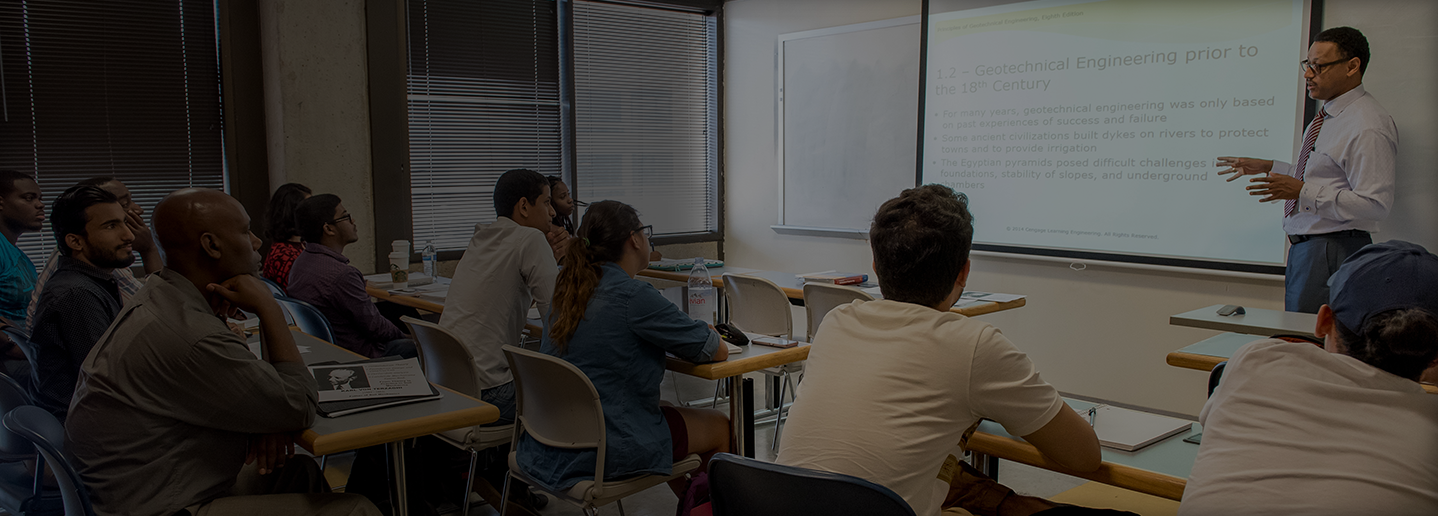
[65,188,378,516]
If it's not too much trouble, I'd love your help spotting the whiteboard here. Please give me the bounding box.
[775,17,920,237]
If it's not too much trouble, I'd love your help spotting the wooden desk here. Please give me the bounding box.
[367,285,444,314]
[1169,304,1316,337]
[638,266,1027,317]
[282,330,500,515]
[1165,331,1438,394]
[967,399,1195,501]
[666,340,811,458]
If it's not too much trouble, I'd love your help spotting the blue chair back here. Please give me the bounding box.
[709,453,915,516]
[0,371,34,462]
[273,295,335,343]
[3,406,93,516]
[259,276,287,297]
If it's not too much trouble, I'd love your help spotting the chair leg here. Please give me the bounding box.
[617,498,627,516]
[772,369,790,452]
[499,473,513,516]
[462,448,479,516]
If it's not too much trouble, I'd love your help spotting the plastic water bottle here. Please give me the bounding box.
[687,258,716,325]
[421,241,437,278]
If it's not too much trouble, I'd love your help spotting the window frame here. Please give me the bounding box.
[366,0,725,265]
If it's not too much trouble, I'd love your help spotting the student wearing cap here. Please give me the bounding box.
[1179,240,1438,515]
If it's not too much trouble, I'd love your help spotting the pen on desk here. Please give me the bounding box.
[1087,406,1097,427]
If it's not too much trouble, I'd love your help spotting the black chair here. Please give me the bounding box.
[274,295,335,343]
[0,372,37,513]
[4,406,93,516]
[709,453,915,516]
[1207,361,1229,398]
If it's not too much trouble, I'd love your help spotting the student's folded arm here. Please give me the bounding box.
[153,333,318,434]
[1021,408,1101,472]
[628,284,718,362]
[344,269,404,341]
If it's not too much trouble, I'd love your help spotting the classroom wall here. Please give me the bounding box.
[722,0,1438,416]
[257,0,378,273]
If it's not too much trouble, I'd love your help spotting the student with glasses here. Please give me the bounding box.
[287,194,416,360]
[518,200,729,502]
[1216,26,1397,313]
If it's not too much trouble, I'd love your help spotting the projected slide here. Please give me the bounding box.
[921,0,1309,268]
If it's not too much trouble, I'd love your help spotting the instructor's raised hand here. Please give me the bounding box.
[1216,156,1274,182]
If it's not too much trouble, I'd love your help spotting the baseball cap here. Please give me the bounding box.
[1327,240,1438,332]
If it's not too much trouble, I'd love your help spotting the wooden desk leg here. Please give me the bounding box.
[389,440,409,516]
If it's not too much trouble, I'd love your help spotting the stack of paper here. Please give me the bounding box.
[307,357,442,417]
[364,272,434,289]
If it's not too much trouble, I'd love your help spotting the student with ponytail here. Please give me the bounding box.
[518,200,729,499]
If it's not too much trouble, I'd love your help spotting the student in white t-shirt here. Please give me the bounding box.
[776,184,1131,516]
[1180,240,1438,516]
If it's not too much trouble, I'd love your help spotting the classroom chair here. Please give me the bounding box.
[273,295,335,343]
[400,316,516,516]
[801,283,873,341]
[708,453,915,516]
[0,372,39,513]
[4,406,93,516]
[260,276,287,297]
[722,273,800,451]
[500,345,701,516]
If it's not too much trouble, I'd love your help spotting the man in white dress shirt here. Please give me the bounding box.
[1218,26,1397,313]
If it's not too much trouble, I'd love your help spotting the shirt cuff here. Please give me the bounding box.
[694,330,723,363]
[1270,160,1292,177]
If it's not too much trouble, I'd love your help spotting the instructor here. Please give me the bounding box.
[1217,27,1396,313]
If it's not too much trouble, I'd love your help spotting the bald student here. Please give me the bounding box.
[66,189,378,516]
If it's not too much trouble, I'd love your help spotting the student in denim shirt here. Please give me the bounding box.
[518,200,729,498]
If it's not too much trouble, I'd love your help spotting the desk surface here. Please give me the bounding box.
[1165,332,1438,394]
[968,399,1196,501]
[1169,304,1316,337]
[638,266,1026,317]
[665,340,810,380]
[286,330,500,455]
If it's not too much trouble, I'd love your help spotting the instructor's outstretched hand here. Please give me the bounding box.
[1216,156,1274,182]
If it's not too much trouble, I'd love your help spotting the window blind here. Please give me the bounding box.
[572,0,717,237]
[407,0,561,253]
[0,0,225,268]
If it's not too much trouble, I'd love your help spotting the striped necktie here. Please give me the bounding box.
[1286,111,1326,217]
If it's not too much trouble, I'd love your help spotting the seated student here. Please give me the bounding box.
[1180,240,1438,515]
[442,168,558,425]
[66,188,379,516]
[261,183,312,290]
[777,185,1124,516]
[26,186,134,420]
[518,200,729,498]
[27,176,163,329]
[0,170,44,330]
[288,194,416,359]
[546,174,576,237]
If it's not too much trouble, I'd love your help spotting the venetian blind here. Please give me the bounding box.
[407,0,561,253]
[572,0,718,237]
[0,0,225,267]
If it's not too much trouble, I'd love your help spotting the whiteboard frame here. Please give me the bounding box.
[773,15,920,237]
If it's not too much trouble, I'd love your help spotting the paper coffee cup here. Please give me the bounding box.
[389,251,409,289]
